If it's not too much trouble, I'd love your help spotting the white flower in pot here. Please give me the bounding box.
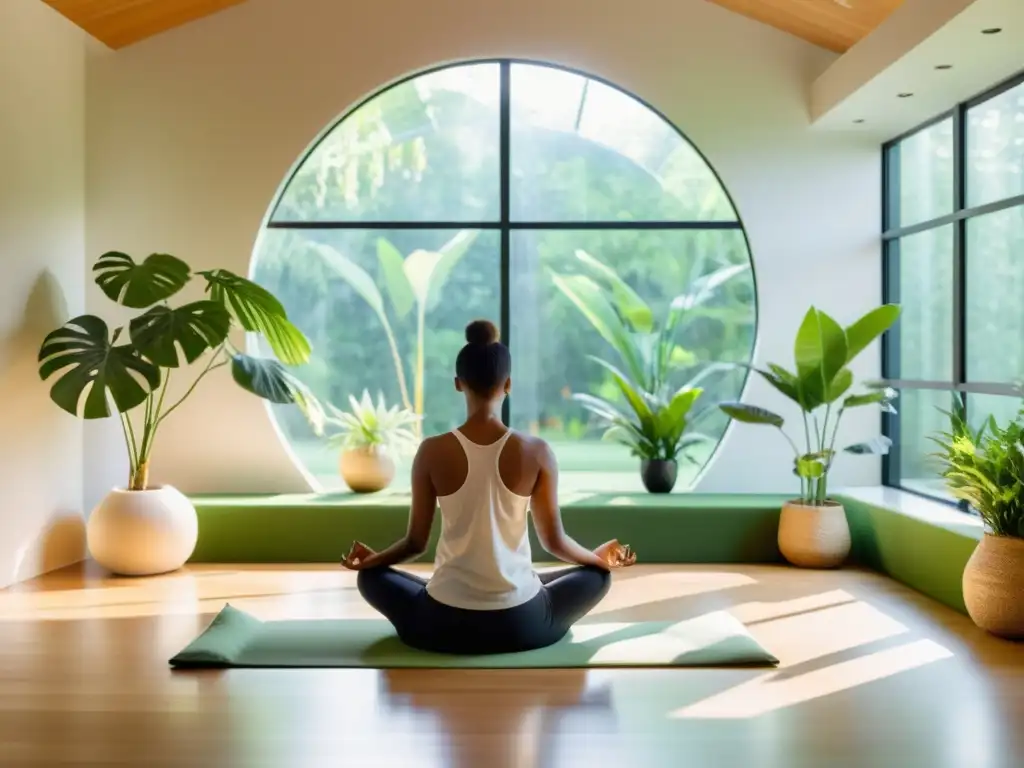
[933,399,1024,639]
[326,391,420,493]
[38,251,320,576]
[719,304,901,569]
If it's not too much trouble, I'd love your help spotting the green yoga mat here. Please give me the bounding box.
[170,605,778,669]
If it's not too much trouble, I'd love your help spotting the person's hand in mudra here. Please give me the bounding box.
[593,539,637,569]
[342,541,377,570]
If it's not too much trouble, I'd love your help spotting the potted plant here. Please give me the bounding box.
[310,230,478,435]
[718,305,900,568]
[551,249,747,492]
[38,251,319,576]
[575,378,707,493]
[932,399,1024,639]
[325,390,420,493]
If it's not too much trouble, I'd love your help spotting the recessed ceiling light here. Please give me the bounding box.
[935,64,953,70]
[982,28,1002,35]
[898,92,914,98]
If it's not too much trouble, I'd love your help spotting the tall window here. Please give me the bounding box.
[253,60,756,491]
[882,73,1024,500]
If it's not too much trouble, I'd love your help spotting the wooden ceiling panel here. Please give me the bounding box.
[42,0,249,49]
[42,0,904,53]
[708,0,906,53]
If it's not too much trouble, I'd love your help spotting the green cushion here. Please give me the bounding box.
[170,604,778,669]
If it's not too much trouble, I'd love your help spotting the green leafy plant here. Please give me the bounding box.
[932,398,1024,538]
[718,305,901,506]
[38,252,319,491]
[324,390,421,455]
[575,380,707,462]
[310,230,477,432]
[551,249,748,397]
[550,249,741,462]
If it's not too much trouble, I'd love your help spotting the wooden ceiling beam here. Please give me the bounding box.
[42,0,249,49]
[707,0,906,53]
[40,0,904,53]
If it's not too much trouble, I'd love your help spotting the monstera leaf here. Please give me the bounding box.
[129,301,231,367]
[93,252,191,309]
[231,353,324,433]
[38,315,161,418]
[199,269,311,365]
[231,354,300,403]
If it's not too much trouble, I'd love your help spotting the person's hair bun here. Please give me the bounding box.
[465,319,500,345]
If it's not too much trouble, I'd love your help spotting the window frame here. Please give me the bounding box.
[265,58,755,428]
[881,68,1024,504]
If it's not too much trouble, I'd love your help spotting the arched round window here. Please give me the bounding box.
[253,60,756,492]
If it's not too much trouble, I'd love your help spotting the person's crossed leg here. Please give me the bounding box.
[356,564,611,653]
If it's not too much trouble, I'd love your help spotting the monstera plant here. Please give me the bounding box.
[37,251,319,576]
[718,304,900,569]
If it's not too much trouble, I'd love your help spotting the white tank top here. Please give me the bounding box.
[426,429,542,610]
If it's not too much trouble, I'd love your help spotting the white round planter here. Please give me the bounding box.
[962,533,1024,639]
[87,486,198,576]
[778,500,851,569]
[339,447,395,493]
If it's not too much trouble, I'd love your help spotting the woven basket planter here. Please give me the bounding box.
[963,534,1024,639]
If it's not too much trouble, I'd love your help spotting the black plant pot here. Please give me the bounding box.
[640,459,678,494]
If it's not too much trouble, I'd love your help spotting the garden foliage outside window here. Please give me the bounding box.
[253,60,757,491]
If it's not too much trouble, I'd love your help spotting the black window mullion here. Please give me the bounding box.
[881,240,901,486]
[953,104,967,390]
[499,61,512,427]
[881,136,901,487]
[953,103,971,515]
[266,219,745,231]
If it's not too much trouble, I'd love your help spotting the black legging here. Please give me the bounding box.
[356,565,611,655]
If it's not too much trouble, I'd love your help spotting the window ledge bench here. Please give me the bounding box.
[189,487,981,615]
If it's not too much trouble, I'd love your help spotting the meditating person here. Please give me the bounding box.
[341,319,636,655]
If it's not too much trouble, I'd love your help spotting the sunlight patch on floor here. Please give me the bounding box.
[586,571,756,616]
[729,589,855,624]
[751,599,910,666]
[672,639,954,719]
[0,569,357,621]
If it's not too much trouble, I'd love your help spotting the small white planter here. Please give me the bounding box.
[778,500,851,569]
[87,486,198,576]
[963,533,1024,639]
[340,447,395,493]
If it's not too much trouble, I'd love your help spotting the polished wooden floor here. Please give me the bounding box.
[1,563,1021,767]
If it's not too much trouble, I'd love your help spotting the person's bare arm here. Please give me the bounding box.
[345,442,436,570]
[530,441,610,571]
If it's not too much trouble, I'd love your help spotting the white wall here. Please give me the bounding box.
[0,0,87,587]
[84,0,883,500]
